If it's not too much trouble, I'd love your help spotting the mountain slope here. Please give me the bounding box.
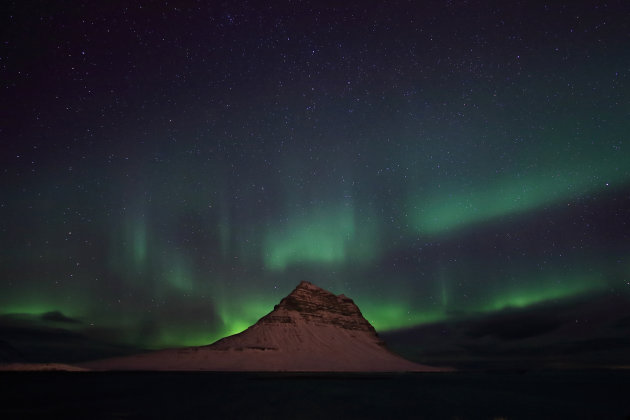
[85,282,446,372]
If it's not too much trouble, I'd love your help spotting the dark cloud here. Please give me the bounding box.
[0,313,141,363]
[559,337,630,356]
[614,316,630,329]
[0,314,83,341]
[0,301,223,362]
[383,293,630,370]
[41,311,82,324]
[0,339,25,363]
[466,311,563,340]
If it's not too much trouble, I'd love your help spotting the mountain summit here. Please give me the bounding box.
[211,281,383,351]
[85,282,446,372]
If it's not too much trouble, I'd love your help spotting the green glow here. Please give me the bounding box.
[144,319,255,349]
[153,271,610,345]
[440,282,448,307]
[164,255,195,292]
[409,160,629,235]
[264,205,377,270]
[359,300,447,330]
[356,272,609,332]
[132,221,147,267]
[481,274,606,312]
[144,324,220,349]
[0,303,81,319]
[0,290,86,320]
[218,221,230,259]
[215,298,275,337]
[438,268,449,307]
[143,296,277,348]
[218,195,231,259]
[221,319,251,337]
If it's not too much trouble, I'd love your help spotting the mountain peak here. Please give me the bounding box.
[293,280,323,292]
[269,282,376,333]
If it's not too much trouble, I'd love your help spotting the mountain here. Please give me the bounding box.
[85,281,447,372]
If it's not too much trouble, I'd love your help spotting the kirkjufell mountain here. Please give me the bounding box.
[85,281,446,371]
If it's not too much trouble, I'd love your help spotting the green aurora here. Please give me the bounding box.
[264,205,379,271]
[0,260,618,349]
[2,0,629,354]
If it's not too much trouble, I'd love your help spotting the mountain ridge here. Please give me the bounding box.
[84,282,448,372]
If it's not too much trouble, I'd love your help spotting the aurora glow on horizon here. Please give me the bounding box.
[2,1,629,352]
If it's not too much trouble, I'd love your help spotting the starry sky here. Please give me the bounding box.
[1,1,630,360]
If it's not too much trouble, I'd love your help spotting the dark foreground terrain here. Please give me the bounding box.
[1,370,629,419]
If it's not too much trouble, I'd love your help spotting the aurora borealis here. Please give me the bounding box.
[1,1,630,359]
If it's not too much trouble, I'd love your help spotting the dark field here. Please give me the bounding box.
[1,371,629,419]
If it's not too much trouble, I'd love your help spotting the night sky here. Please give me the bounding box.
[2,1,630,362]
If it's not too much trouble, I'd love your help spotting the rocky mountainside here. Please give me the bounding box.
[211,281,384,352]
[85,282,447,372]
